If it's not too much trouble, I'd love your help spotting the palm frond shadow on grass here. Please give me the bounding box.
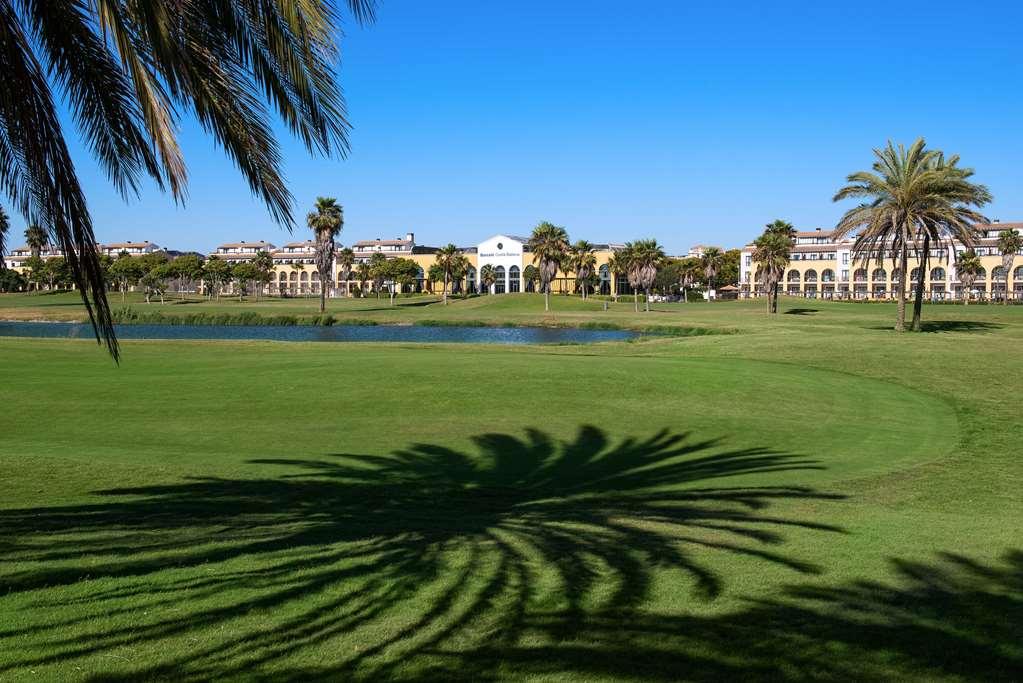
[0,426,845,680]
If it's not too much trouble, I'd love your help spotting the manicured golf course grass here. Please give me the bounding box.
[1,294,1021,680]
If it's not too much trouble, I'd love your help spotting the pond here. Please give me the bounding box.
[0,321,638,345]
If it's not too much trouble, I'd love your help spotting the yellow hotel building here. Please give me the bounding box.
[738,223,1023,302]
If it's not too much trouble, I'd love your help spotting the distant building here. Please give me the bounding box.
[99,241,163,257]
[739,223,1023,301]
[211,241,276,263]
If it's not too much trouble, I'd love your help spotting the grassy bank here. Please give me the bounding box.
[0,298,1021,679]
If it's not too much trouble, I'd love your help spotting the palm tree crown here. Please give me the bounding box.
[2,0,373,356]
[24,224,48,259]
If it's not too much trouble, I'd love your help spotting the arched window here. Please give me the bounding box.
[300,271,309,282]
[821,269,835,283]
[493,265,506,294]
[891,269,902,282]
[278,272,287,282]
[976,267,987,280]
[599,264,611,294]
[930,267,946,281]
[910,268,920,282]
[787,269,801,282]
[871,268,886,282]
[1015,266,1023,281]
[289,271,298,282]
[615,273,630,295]
[466,266,477,294]
[508,265,521,293]
[992,266,1007,282]
[853,268,867,282]
[804,269,818,283]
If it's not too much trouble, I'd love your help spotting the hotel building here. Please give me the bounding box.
[739,223,1023,301]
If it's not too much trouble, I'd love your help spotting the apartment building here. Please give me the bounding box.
[739,223,1023,301]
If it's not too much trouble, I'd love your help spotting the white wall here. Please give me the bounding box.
[477,235,525,293]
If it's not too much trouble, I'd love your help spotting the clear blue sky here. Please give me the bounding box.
[57,0,1023,253]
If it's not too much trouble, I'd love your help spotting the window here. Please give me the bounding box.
[842,253,849,265]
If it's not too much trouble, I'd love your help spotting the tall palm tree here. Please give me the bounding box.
[678,257,701,304]
[1,0,374,357]
[956,250,982,306]
[337,247,355,297]
[355,262,371,297]
[253,250,274,300]
[833,139,990,332]
[997,229,1022,305]
[24,224,47,259]
[608,248,633,304]
[752,222,794,313]
[627,239,666,312]
[527,222,569,311]
[701,247,724,299]
[568,240,596,299]
[434,244,463,305]
[480,264,496,295]
[0,206,9,271]
[307,197,343,312]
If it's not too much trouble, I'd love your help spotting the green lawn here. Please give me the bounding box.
[0,295,1021,680]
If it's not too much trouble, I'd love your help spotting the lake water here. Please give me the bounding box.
[0,321,637,345]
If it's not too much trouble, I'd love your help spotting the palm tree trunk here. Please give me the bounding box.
[443,273,449,305]
[544,282,550,311]
[633,288,638,313]
[911,237,929,332]
[319,283,326,312]
[645,288,650,312]
[895,241,908,332]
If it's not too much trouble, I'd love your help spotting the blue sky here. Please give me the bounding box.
[52,0,1023,253]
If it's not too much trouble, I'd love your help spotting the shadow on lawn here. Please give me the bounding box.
[782,307,819,315]
[865,320,1004,333]
[0,427,1018,680]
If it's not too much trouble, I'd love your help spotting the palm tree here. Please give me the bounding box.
[956,250,982,305]
[833,139,990,332]
[608,248,633,304]
[997,229,1022,304]
[2,0,374,357]
[678,257,701,304]
[355,262,371,297]
[752,222,794,313]
[0,206,9,271]
[527,222,570,311]
[700,247,724,300]
[480,264,496,294]
[434,244,464,305]
[253,250,274,300]
[306,197,343,312]
[522,264,540,293]
[568,240,597,299]
[337,247,355,297]
[24,224,47,259]
[627,239,666,312]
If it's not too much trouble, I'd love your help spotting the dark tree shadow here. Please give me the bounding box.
[783,308,818,315]
[865,320,1003,333]
[0,426,846,679]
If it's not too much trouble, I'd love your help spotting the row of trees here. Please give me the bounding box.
[521,222,737,312]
